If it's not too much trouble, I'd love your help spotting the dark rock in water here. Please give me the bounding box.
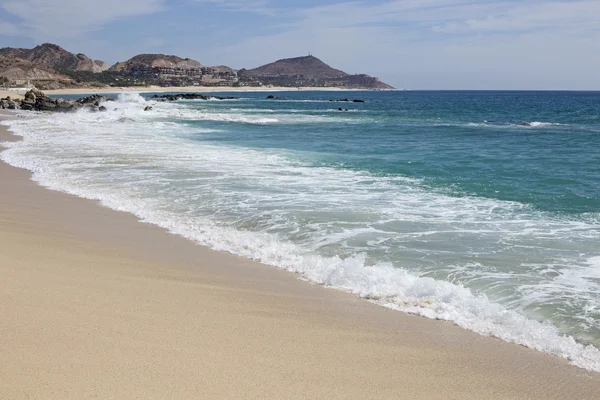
[5,90,111,113]
[144,105,153,111]
[151,93,239,101]
[76,94,111,106]
[99,106,107,112]
[338,107,343,111]
[331,98,365,103]
[38,101,57,111]
[266,95,279,99]
[57,101,75,112]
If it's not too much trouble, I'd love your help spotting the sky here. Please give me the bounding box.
[1,0,599,89]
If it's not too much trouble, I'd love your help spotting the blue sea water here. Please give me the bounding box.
[3,90,600,370]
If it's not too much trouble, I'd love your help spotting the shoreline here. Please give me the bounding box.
[43,86,376,96]
[2,115,600,398]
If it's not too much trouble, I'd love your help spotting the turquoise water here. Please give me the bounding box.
[3,90,600,370]
[190,91,600,213]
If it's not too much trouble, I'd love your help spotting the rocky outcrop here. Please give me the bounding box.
[0,89,112,112]
[151,94,239,101]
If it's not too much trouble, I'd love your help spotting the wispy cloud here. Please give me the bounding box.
[1,0,166,40]
[211,0,600,88]
[431,0,600,34]
[1,0,599,88]
[194,0,274,16]
[279,0,600,36]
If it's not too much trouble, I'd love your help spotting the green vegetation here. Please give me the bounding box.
[57,70,159,87]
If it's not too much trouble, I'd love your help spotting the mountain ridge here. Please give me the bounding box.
[0,43,394,89]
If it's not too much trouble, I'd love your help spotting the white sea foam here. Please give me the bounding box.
[2,93,600,372]
[465,121,563,129]
[526,121,561,128]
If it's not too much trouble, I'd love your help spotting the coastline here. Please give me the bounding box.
[1,115,600,399]
[43,85,374,96]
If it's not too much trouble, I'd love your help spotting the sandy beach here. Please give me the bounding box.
[42,85,370,96]
[0,90,24,99]
[1,116,600,399]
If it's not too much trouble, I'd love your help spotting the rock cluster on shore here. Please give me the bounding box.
[0,89,111,112]
[0,90,243,113]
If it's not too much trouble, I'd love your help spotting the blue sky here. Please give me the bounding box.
[1,0,599,89]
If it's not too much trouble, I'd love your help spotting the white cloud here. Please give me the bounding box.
[432,0,600,34]
[211,0,600,89]
[1,0,599,88]
[1,0,165,40]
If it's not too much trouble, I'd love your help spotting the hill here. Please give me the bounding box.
[0,43,108,83]
[109,54,204,72]
[239,55,347,80]
[238,55,393,89]
[0,55,63,81]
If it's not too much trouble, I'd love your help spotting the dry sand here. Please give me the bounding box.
[1,119,600,399]
[0,90,24,99]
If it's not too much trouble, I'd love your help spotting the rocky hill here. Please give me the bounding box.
[238,55,393,89]
[0,55,64,81]
[109,54,204,72]
[239,56,347,80]
[0,43,108,82]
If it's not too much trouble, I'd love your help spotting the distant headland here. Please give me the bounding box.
[0,43,393,90]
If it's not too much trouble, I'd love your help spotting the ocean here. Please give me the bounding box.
[2,90,600,371]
